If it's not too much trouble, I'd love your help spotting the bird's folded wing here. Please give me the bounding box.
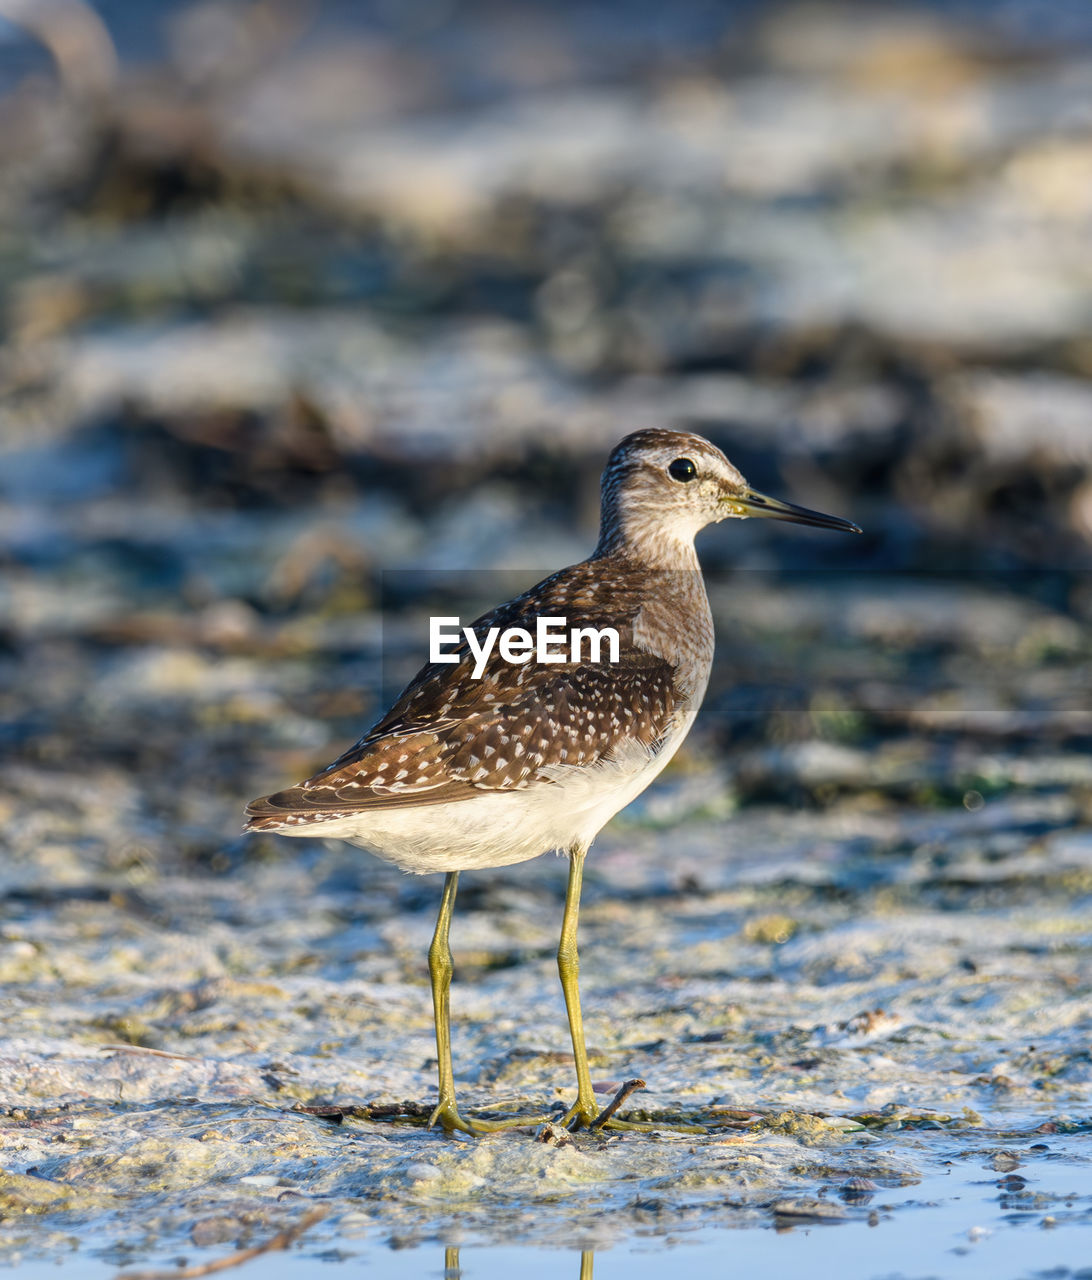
[245,565,691,822]
[245,649,682,820]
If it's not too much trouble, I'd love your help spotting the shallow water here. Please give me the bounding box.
[3,1133,1089,1280]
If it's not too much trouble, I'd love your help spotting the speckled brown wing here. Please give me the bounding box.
[244,562,685,827]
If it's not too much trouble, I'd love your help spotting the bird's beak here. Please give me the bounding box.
[721,487,861,533]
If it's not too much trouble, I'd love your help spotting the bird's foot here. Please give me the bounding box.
[562,1077,645,1132]
[563,1079,706,1134]
[427,1097,548,1136]
[561,1098,600,1132]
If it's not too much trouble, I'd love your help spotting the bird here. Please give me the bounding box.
[244,429,860,1134]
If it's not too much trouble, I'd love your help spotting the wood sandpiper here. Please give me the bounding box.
[245,429,860,1133]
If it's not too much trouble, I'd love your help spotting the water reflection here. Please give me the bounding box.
[441,1246,596,1278]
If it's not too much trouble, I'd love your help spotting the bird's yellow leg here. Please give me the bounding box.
[557,848,707,1135]
[427,871,547,1135]
[427,871,467,1131]
[557,845,602,1130]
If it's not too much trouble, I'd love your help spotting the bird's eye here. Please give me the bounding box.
[668,457,697,482]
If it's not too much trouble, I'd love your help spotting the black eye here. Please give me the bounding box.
[668,457,697,482]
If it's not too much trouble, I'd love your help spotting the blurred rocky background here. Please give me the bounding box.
[1,0,1091,1269]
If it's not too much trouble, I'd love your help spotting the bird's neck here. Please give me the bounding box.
[593,511,703,574]
[593,516,713,682]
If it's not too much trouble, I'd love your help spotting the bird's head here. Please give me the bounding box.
[597,428,859,559]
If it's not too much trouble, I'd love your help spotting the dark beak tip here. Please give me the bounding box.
[728,488,861,534]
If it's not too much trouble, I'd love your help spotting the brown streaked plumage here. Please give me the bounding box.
[244,428,859,1134]
[245,561,685,821]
